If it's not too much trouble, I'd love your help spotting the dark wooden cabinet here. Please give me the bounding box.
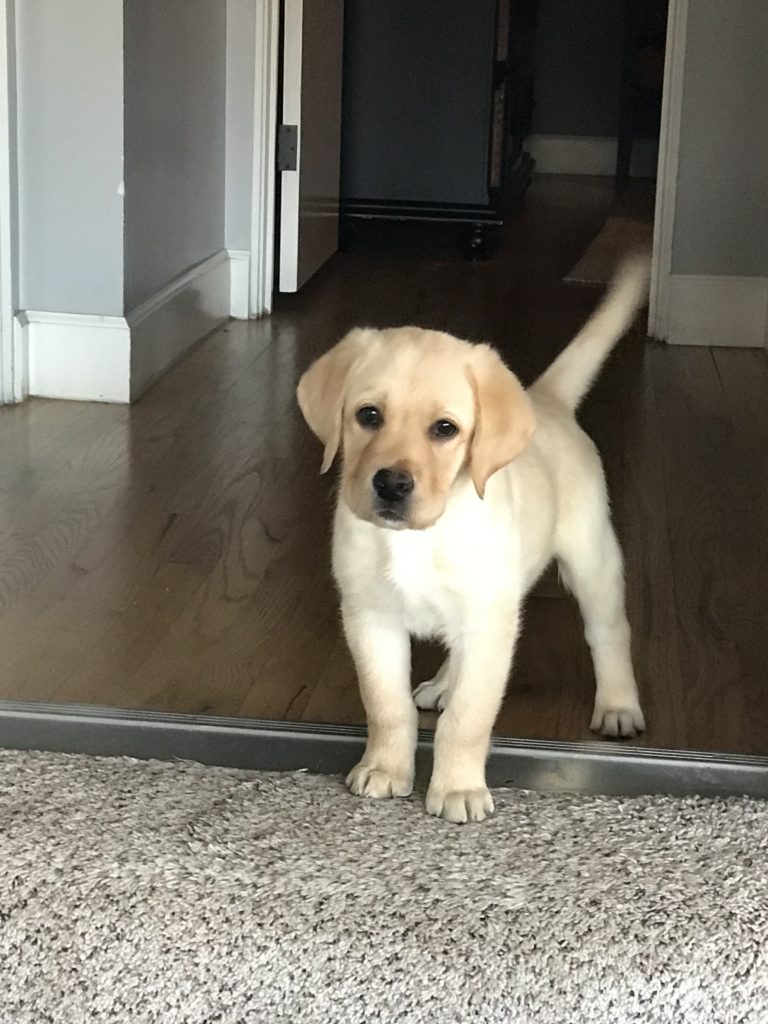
[340,0,538,255]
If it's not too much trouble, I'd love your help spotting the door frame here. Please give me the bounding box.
[2,0,766,801]
[247,0,280,319]
[0,0,19,404]
[250,0,690,334]
[648,0,688,341]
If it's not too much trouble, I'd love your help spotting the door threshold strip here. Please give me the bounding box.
[1,701,766,800]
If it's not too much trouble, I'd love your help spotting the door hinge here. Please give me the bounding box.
[277,124,298,171]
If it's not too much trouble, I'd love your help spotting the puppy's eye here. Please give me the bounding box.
[430,419,459,440]
[356,405,383,430]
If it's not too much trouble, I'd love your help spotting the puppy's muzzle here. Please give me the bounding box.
[372,467,414,523]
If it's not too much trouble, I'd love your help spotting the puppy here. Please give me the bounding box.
[297,256,649,823]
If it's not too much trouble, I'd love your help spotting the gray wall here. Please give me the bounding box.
[671,0,768,276]
[532,0,623,137]
[16,0,124,316]
[124,0,227,311]
[225,0,256,252]
[531,0,667,138]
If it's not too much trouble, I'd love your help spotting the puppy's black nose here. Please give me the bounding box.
[373,467,414,503]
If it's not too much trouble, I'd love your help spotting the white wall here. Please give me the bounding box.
[123,0,227,312]
[15,0,124,316]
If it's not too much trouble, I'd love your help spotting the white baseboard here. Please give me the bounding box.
[227,249,251,320]
[127,249,230,400]
[527,134,659,178]
[662,274,768,348]
[12,316,29,402]
[16,250,233,404]
[17,310,131,403]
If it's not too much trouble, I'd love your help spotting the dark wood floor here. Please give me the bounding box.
[2,176,767,755]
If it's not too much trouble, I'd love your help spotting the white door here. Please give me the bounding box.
[278,0,344,293]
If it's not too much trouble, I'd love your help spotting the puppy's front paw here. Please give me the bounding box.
[346,762,413,799]
[591,702,646,739]
[425,785,494,824]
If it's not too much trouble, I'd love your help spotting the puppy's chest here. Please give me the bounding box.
[383,533,460,638]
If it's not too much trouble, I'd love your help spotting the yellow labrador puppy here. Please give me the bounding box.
[297,257,649,824]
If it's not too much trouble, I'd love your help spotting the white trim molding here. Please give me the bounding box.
[664,275,768,348]
[17,249,231,404]
[127,249,230,400]
[649,0,689,340]
[527,134,659,178]
[248,0,279,318]
[227,248,251,320]
[18,310,131,403]
[12,310,26,398]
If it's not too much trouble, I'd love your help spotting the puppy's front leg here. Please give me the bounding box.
[342,604,417,799]
[426,612,520,824]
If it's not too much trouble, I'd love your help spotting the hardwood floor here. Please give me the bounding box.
[1,175,766,756]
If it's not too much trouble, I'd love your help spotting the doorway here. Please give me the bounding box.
[1,0,766,799]
[257,0,768,770]
[269,2,670,307]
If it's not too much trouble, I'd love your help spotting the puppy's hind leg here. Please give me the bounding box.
[413,657,453,711]
[557,508,646,739]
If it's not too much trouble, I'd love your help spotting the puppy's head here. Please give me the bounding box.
[297,327,535,530]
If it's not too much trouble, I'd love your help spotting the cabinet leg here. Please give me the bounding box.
[462,223,497,261]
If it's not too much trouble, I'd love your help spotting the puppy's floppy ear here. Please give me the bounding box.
[296,328,374,473]
[467,344,536,498]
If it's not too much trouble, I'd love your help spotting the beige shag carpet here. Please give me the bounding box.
[565,215,654,285]
[1,748,767,1024]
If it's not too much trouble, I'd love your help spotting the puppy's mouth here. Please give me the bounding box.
[373,506,409,529]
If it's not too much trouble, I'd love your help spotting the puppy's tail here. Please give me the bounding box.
[531,252,651,412]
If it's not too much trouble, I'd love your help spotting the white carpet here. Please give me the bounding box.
[1,749,767,1023]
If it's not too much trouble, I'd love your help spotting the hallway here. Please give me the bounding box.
[2,176,767,756]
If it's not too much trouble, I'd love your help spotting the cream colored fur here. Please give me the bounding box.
[297,256,650,823]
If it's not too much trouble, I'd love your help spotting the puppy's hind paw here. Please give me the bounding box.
[413,677,449,711]
[591,703,646,739]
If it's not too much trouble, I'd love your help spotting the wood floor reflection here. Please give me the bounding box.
[2,176,766,755]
